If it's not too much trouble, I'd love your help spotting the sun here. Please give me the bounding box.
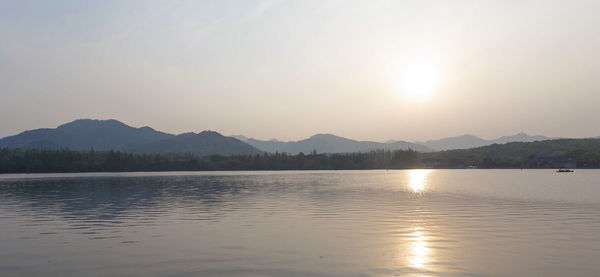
[400,60,440,101]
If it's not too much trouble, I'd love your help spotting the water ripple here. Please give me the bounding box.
[0,170,599,276]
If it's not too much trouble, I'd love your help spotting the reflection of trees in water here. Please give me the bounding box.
[0,176,258,223]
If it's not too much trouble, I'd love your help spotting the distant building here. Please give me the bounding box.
[536,157,577,168]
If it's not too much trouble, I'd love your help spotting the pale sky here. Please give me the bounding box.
[1,0,599,142]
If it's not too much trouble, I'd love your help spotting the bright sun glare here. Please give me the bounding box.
[400,60,440,101]
[408,169,429,193]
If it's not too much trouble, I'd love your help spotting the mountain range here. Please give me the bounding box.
[415,133,554,151]
[234,133,556,153]
[232,134,433,154]
[0,119,261,156]
[0,119,562,155]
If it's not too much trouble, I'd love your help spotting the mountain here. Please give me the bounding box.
[489,133,552,145]
[234,133,434,154]
[418,133,554,151]
[417,135,487,151]
[133,131,261,156]
[230,135,250,141]
[0,119,261,155]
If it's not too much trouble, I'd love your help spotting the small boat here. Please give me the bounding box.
[556,168,574,173]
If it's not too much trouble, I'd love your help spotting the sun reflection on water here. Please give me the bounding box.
[405,170,432,272]
[408,169,430,193]
[409,227,430,269]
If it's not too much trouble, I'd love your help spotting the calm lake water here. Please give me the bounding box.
[0,170,599,277]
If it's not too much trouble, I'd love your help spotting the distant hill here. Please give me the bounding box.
[233,133,434,153]
[489,133,553,144]
[236,132,555,153]
[0,119,261,156]
[422,138,600,168]
[417,135,487,151]
[417,132,554,151]
[132,131,261,156]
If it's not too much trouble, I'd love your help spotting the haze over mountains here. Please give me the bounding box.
[235,133,556,153]
[0,119,562,155]
[232,134,433,154]
[415,133,554,151]
[0,119,261,156]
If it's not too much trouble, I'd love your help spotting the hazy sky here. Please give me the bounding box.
[1,0,599,142]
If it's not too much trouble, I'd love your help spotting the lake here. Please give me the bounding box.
[0,170,599,276]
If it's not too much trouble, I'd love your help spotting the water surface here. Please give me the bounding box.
[0,170,599,276]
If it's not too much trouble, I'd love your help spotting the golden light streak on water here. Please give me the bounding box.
[408,226,430,269]
[408,169,430,193]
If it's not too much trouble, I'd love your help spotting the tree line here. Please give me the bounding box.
[2,138,600,173]
[421,139,600,168]
[0,148,419,173]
